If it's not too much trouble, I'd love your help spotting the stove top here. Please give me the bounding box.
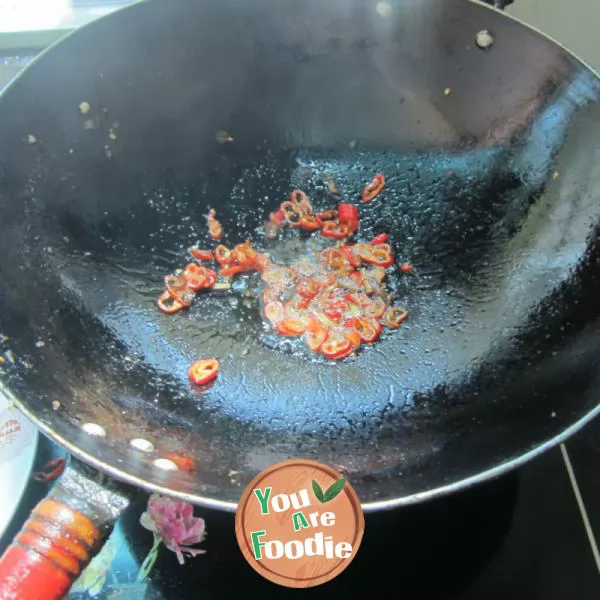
[2,423,599,599]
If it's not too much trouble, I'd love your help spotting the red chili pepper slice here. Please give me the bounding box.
[207,268,218,284]
[183,263,209,291]
[322,299,348,322]
[290,190,312,215]
[157,290,186,314]
[321,221,351,240]
[321,248,352,273]
[215,245,232,267]
[220,264,245,277]
[316,209,338,226]
[400,262,413,273]
[296,278,319,299]
[275,319,307,337]
[32,458,66,483]
[264,301,285,325]
[188,359,220,385]
[321,335,356,360]
[383,307,408,329]
[338,203,359,232]
[340,245,361,268]
[361,174,385,203]
[371,233,389,245]
[299,214,322,231]
[281,201,303,227]
[189,248,214,262]
[164,273,194,306]
[209,222,223,240]
[207,208,223,240]
[162,454,195,472]
[356,243,394,268]
[352,317,382,343]
[305,321,329,352]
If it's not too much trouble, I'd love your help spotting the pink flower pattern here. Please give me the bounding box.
[140,494,207,565]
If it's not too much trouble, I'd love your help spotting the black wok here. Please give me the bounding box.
[0,0,599,596]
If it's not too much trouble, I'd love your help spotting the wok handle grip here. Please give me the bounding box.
[0,460,130,600]
[0,498,103,600]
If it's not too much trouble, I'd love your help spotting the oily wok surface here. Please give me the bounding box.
[0,0,599,509]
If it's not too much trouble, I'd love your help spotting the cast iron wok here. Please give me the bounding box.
[0,0,599,595]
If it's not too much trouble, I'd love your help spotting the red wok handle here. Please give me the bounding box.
[0,459,131,600]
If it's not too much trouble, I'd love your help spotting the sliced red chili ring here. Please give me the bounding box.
[352,317,382,343]
[322,299,348,322]
[281,201,303,227]
[32,458,66,483]
[264,301,285,325]
[324,308,343,321]
[296,278,319,299]
[208,220,223,240]
[220,264,245,277]
[321,220,350,240]
[275,318,306,336]
[162,454,195,472]
[189,248,214,261]
[164,273,194,306]
[157,290,186,314]
[203,269,218,287]
[299,214,322,231]
[383,307,408,329]
[305,322,329,352]
[365,248,394,267]
[338,203,359,232]
[290,190,312,214]
[371,233,389,245]
[215,245,232,266]
[400,262,413,273]
[188,359,219,385]
[316,209,338,226]
[324,248,352,273]
[340,245,361,268]
[361,174,385,203]
[183,263,210,291]
[357,243,394,267]
[321,337,354,360]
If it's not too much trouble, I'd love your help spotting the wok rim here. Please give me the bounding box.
[4,380,600,513]
[0,0,599,512]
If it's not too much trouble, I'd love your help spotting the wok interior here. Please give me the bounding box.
[0,0,600,507]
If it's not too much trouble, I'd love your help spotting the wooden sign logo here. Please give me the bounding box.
[235,459,364,588]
